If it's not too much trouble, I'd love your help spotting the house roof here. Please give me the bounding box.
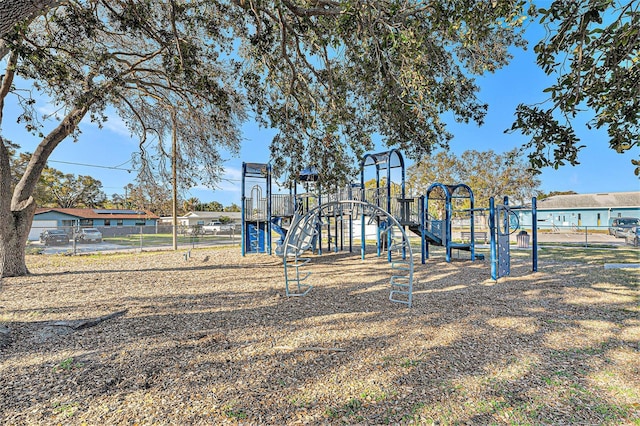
[537,191,640,209]
[180,211,241,219]
[34,208,159,219]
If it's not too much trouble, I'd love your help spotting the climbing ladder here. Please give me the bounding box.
[283,212,320,297]
[387,235,413,306]
[249,223,260,252]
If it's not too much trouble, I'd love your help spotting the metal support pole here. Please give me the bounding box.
[241,163,246,256]
[420,195,426,264]
[532,197,538,272]
[445,192,452,263]
[267,165,272,255]
[489,197,497,280]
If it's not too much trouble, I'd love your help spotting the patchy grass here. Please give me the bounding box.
[0,246,638,425]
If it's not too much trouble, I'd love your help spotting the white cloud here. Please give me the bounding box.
[189,166,242,193]
[36,102,134,139]
[80,109,134,138]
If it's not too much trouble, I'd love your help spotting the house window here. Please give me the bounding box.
[135,219,145,226]
[80,219,93,226]
[61,220,74,227]
[104,220,111,227]
[117,219,123,226]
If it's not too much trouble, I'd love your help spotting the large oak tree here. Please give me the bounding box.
[1,1,531,277]
[511,0,639,174]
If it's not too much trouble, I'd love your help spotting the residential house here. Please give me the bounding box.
[160,211,241,227]
[515,191,640,230]
[30,208,159,240]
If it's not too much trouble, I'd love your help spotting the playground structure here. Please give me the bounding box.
[423,182,482,264]
[241,162,275,256]
[241,150,538,305]
[281,200,414,307]
[489,196,539,280]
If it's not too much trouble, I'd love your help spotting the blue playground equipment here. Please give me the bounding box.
[241,162,273,255]
[360,149,415,261]
[489,196,538,280]
[243,150,539,299]
[423,183,483,263]
[241,162,325,256]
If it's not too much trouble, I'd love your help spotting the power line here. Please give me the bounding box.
[48,159,133,173]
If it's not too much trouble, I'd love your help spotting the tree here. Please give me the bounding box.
[0,0,61,39]
[224,203,240,213]
[182,197,201,214]
[0,0,62,61]
[407,149,541,207]
[218,215,232,224]
[537,190,578,200]
[121,182,174,216]
[8,142,106,207]
[46,173,107,208]
[510,1,640,175]
[1,1,531,277]
[1,2,245,276]
[205,201,224,212]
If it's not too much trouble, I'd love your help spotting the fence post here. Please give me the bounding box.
[585,226,588,248]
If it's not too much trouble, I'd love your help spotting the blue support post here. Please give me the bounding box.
[360,172,366,260]
[489,197,497,280]
[266,165,272,255]
[469,190,476,261]
[241,163,247,256]
[445,194,452,263]
[503,196,509,234]
[420,195,426,264]
[532,197,538,272]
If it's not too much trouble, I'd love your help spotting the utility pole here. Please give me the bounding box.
[171,108,178,250]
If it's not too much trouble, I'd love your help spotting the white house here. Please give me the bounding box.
[159,211,242,227]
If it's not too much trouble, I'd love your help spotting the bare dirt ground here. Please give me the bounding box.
[1,247,638,425]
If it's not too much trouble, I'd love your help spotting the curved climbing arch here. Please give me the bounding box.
[281,200,414,307]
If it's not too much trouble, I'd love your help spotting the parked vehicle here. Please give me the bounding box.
[608,217,640,237]
[39,229,70,246]
[77,228,103,243]
[202,221,234,234]
[625,226,640,247]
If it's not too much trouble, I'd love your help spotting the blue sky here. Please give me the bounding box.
[3,17,638,208]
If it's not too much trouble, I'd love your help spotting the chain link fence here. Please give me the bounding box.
[26,223,638,256]
[27,224,241,255]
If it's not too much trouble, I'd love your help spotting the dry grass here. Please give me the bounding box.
[1,246,638,425]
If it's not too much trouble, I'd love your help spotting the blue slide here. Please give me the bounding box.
[271,217,287,254]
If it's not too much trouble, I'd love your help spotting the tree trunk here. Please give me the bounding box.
[0,202,35,277]
[0,0,62,38]
[1,101,91,277]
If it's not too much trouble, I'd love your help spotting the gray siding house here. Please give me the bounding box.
[31,208,159,240]
[515,191,640,230]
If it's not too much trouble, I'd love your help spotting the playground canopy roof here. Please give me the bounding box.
[361,149,404,170]
[243,163,270,178]
[298,166,319,182]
